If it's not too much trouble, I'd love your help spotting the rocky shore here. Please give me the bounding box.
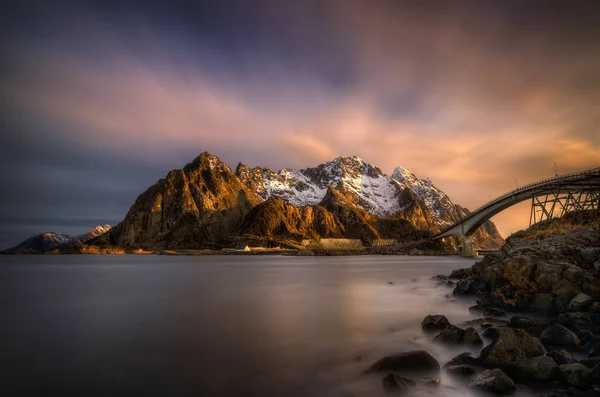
[363,212,600,395]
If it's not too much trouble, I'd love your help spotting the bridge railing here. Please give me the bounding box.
[464,167,600,217]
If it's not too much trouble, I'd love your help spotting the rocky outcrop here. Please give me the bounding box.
[469,369,515,394]
[365,350,440,374]
[381,373,416,393]
[448,212,599,314]
[421,315,451,331]
[479,328,546,366]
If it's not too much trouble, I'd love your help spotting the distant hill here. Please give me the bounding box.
[95,152,503,250]
[3,225,111,253]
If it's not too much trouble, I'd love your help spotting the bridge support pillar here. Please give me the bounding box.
[461,234,476,257]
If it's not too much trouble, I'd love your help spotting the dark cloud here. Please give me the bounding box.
[1,0,599,248]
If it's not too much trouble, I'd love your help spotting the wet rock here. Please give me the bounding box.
[453,276,484,295]
[462,317,509,328]
[433,325,465,344]
[366,350,440,374]
[579,356,600,369]
[567,292,593,312]
[419,376,440,387]
[592,363,600,381]
[513,355,559,381]
[484,307,507,317]
[558,312,600,344]
[464,327,484,345]
[480,327,546,366]
[382,373,416,394]
[547,349,574,365]
[558,363,591,387]
[540,324,581,349]
[446,364,476,375]
[589,343,600,358]
[591,302,600,313]
[469,369,515,394]
[483,327,500,338]
[449,268,472,279]
[508,316,551,337]
[443,352,478,368]
[421,315,450,331]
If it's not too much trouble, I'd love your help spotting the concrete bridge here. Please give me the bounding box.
[432,167,600,256]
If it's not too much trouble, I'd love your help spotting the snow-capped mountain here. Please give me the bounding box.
[72,224,112,245]
[236,156,408,218]
[3,225,112,253]
[95,152,503,250]
[238,156,460,225]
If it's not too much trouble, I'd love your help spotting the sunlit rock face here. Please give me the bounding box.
[100,152,503,250]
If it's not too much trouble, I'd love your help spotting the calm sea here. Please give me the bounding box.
[0,255,534,396]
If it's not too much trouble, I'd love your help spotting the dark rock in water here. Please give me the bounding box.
[382,373,416,394]
[512,355,558,381]
[419,376,440,387]
[431,275,456,287]
[590,302,600,313]
[592,363,600,380]
[421,315,450,331]
[484,307,507,317]
[567,292,593,312]
[444,352,479,368]
[464,327,484,345]
[579,356,600,369]
[366,350,440,374]
[480,328,546,366]
[469,304,484,313]
[482,323,494,329]
[483,327,500,338]
[453,276,484,295]
[446,364,476,375]
[547,349,574,365]
[469,369,516,394]
[462,317,509,328]
[540,324,581,349]
[558,363,591,387]
[589,344,600,358]
[433,325,465,344]
[508,316,551,337]
[449,268,472,279]
[558,312,600,344]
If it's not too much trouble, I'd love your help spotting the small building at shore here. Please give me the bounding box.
[235,245,251,252]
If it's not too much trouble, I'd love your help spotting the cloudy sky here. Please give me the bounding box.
[1,0,599,248]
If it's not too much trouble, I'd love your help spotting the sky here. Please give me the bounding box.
[1,0,599,249]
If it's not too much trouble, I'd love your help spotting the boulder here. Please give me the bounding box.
[567,292,593,312]
[546,349,574,365]
[446,364,476,375]
[433,325,465,344]
[464,327,484,345]
[453,276,484,295]
[558,363,591,387]
[421,315,450,331]
[469,369,516,394]
[443,352,478,368]
[579,356,600,369]
[480,327,546,366]
[449,267,472,279]
[592,363,600,381]
[381,373,416,394]
[540,324,581,349]
[558,312,600,343]
[366,350,440,374]
[513,355,558,380]
[508,316,551,337]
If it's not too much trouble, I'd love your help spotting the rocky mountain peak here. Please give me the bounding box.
[183,151,232,173]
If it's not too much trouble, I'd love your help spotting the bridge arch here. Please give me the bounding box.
[432,167,600,256]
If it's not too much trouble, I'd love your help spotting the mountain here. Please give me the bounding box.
[2,225,112,253]
[97,152,503,250]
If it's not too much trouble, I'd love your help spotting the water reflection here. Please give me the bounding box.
[0,255,536,396]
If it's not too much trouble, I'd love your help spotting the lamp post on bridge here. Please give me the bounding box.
[515,178,518,189]
[554,162,558,177]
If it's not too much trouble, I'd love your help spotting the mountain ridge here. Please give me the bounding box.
[96,152,503,250]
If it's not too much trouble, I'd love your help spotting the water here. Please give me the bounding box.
[0,255,523,396]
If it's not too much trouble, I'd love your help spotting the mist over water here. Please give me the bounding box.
[0,255,537,396]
